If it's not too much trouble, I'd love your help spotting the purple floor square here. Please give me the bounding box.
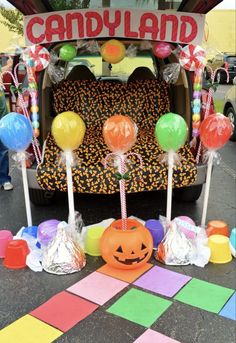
[134,266,191,297]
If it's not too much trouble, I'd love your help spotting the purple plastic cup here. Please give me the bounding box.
[37,220,60,246]
[145,219,164,249]
[0,230,13,258]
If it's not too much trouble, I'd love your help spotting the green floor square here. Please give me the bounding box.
[107,288,172,327]
[174,278,235,314]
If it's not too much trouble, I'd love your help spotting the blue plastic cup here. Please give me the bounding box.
[145,219,164,249]
[229,228,236,257]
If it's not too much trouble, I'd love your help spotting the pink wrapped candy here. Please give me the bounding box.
[175,216,196,239]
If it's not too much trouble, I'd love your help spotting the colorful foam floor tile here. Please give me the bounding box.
[134,265,191,297]
[67,271,128,305]
[30,291,98,332]
[219,292,236,320]
[134,329,181,343]
[174,278,235,313]
[0,314,63,343]
[97,263,153,283]
[107,288,172,327]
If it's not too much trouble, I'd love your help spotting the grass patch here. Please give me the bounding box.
[213,99,224,113]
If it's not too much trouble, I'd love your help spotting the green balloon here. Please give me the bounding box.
[59,44,77,61]
[155,112,188,152]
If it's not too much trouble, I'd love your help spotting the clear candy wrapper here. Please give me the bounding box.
[12,151,33,169]
[161,63,181,84]
[69,210,84,235]
[47,63,65,84]
[42,221,86,275]
[139,40,153,50]
[126,44,137,57]
[155,218,210,267]
[49,50,59,65]
[57,151,81,167]
[76,39,100,53]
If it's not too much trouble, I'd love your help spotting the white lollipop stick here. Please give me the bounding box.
[65,150,75,231]
[166,150,174,223]
[201,151,214,228]
[19,152,32,227]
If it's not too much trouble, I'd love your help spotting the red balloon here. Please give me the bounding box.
[153,42,173,59]
[200,113,232,150]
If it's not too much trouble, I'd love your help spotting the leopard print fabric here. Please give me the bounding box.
[36,80,197,193]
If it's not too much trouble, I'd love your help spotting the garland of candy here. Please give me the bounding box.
[26,64,40,138]
[179,44,206,148]
[192,67,203,140]
[22,45,50,139]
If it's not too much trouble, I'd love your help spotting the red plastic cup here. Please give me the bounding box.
[4,239,30,269]
[0,230,13,258]
[206,220,229,237]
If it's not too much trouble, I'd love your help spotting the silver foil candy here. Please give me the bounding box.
[42,221,86,275]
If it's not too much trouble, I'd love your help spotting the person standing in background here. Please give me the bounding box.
[0,56,13,190]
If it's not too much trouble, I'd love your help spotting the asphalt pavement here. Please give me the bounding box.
[0,86,235,342]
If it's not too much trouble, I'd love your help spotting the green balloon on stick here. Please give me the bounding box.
[59,44,77,61]
[155,112,188,223]
[155,112,188,152]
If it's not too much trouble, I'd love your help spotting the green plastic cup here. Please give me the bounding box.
[85,226,105,256]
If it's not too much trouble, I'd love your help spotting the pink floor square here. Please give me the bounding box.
[134,329,181,343]
[30,291,98,332]
[67,271,128,305]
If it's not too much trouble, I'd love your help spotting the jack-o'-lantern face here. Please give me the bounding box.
[100,219,153,270]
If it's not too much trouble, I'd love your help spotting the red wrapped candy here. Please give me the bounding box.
[200,113,232,150]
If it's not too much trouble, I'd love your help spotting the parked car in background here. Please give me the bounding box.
[223,79,236,141]
[205,54,236,84]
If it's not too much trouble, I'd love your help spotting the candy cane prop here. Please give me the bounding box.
[104,152,143,230]
[0,66,42,164]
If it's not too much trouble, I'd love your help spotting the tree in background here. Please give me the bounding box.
[0,6,23,36]
[49,0,90,10]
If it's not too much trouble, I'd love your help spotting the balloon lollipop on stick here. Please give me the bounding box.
[0,113,33,226]
[200,113,232,228]
[155,113,188,223]
[52,111,86,231]
[103,115,142,230]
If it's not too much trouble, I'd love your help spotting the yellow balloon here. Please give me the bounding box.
[52,111,86,151]
[100,39,126,64]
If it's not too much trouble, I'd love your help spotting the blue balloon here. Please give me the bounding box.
[0,112,33,151]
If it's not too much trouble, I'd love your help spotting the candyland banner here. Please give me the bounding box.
[24,8,205,46]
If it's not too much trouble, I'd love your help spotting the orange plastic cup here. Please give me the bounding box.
[206,220,229,237]
[4,239,30,269]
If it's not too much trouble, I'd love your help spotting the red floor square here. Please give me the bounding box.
[30,291,99,332]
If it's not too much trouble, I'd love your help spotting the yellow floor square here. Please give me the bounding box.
[0,314,63,343]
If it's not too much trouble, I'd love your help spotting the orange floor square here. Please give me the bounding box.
[97,263,153,283]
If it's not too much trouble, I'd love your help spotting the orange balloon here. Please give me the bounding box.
[100,39,126,64]
[103,115,137,154]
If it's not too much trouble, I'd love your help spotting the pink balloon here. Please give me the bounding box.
[153,42,173,59]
